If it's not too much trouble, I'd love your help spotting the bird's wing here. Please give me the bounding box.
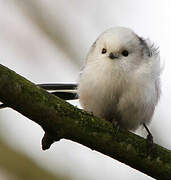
[37,83,78,90]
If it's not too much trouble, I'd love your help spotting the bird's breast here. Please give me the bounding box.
[78,60,128,119]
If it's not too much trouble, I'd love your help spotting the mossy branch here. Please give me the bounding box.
[0,64,170,180]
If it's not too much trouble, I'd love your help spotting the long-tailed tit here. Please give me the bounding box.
[78,27,161,134]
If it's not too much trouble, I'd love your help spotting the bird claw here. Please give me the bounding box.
[143,123,154,155]
[146,133,154,154]
[112,121,120,135]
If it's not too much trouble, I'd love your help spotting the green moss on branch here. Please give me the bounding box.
[0,64,171,180]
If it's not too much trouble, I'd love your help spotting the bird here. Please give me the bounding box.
[78,27,161,133]
[0,27,161,144]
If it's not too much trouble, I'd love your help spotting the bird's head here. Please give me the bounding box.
[86,27,156,67]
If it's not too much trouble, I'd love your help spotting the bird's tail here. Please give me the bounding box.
[38,83,78,100]
[0,83,78,109]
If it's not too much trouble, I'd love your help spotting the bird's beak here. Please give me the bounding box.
[109,52,118,60]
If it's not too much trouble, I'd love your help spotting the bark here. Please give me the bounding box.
[0,64,170,180]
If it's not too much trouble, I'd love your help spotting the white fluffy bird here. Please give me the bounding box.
[0,27,161,141]
[78,27,161,133]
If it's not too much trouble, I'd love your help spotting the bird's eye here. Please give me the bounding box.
[101,48,107,54]
[122,50,129,57]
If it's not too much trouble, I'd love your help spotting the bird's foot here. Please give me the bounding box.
[143,123,154,155]
[146,133,154,155]
[112,121,120,135]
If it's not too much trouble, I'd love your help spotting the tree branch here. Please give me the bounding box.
[0,64,170,180]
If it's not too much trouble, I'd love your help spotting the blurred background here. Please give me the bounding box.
[0,0,170,179]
